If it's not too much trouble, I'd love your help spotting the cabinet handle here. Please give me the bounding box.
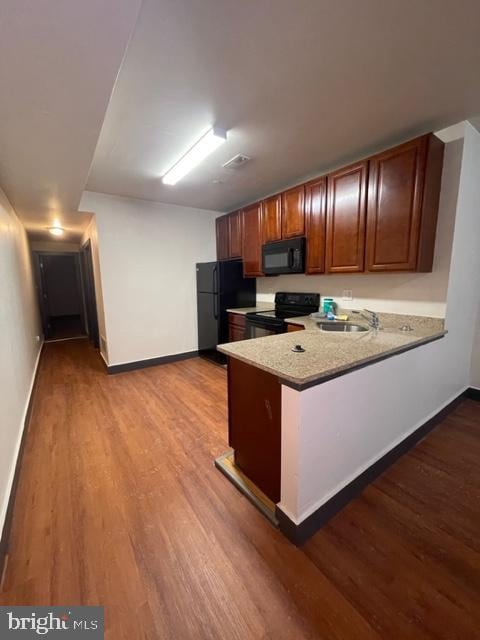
[265,399,273,421]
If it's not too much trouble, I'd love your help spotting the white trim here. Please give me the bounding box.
[99,350,109,367]
[435,122,466,143]
[0,341,44,536]
[292,385,468,525]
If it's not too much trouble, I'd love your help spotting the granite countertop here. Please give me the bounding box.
[226,303,274,315]
[218,312,446,390]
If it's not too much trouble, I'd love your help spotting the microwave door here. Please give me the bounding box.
[264,250,289,274]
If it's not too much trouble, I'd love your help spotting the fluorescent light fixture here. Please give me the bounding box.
[162,126,227,185]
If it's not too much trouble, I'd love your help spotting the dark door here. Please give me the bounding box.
[80,240,100,348]
[36,253,86,340]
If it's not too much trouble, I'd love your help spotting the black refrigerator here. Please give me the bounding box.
[196,260,256,364]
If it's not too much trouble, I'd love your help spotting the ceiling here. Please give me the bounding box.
[2,0,480,236]
[86,0,480,212]
[0,0,142,239]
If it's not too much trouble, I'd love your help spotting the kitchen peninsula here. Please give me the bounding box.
[217,312,447,543]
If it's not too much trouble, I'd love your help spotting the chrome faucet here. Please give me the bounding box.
[353,309,380,330]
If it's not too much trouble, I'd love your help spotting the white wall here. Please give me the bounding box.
[0,188,42,537]
[79,191,219,365]
[258,138,463,318]
[279,124,480,524]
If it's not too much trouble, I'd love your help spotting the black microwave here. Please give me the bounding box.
[262,237,305,275]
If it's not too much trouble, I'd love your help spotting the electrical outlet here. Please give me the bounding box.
[342,289,353,301]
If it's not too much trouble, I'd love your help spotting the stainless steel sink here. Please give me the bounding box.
[317,321,368,333]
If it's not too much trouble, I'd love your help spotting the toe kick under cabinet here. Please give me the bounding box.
[227,357,281,503]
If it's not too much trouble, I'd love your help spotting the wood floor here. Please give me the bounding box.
[1,339,479,639]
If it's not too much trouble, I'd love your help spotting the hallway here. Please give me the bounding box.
[1,340,479,640]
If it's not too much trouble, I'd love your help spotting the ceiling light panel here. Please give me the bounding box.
[162,126,227,185]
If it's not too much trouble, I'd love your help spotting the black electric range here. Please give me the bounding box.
[246,292,320,338]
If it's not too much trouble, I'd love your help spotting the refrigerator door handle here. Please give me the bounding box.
[213,265,219,319]
[213,265,219,295]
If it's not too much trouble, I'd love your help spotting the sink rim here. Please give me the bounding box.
[317,321,369,333]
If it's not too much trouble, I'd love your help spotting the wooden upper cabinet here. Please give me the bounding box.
[282,185,305,238]
[242,203,264,277]
[326,161,368,273]
[305,177,327,274]
[262,195,282,243]
[366,134,444,272]
[216,215,230,261]
[228,211,242,258]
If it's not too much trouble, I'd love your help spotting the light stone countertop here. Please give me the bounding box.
[218,312,446,390]
[226,303,274,315]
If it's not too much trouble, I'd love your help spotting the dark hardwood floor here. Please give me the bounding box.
[1,339,479,639]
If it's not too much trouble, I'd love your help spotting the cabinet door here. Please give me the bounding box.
[216,215,230,261]
[228,358,281,502]
[263,195,282,243]
[228,211,242,259]
[366,135,432,272]
[305,177,327,274]
[242,203,264,277]
[326,161,367,273]
[281,185,305,238]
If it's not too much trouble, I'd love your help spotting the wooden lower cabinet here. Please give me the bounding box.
[227,358,281,502]
[287,323,304,332]
[228,312,247,342]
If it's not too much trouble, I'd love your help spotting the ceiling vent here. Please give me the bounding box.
[222,154,251,170]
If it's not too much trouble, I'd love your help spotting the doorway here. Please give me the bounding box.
[80,240,100,348]
[35,252,86,341]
